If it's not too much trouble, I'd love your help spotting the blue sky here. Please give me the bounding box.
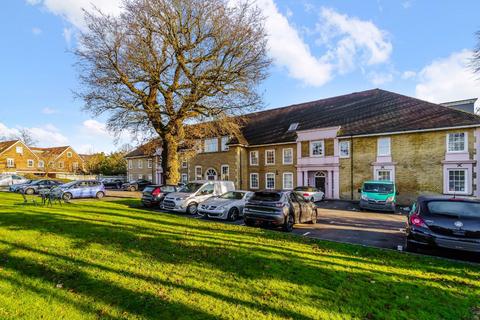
[1,0,480,153]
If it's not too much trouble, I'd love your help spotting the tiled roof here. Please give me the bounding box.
[239,89,480,145]
[31,146,70,157]
[0,140,18,154]
[125,140,161,158]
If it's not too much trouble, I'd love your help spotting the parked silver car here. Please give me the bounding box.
[0,174,29,187]
[199,190,253,221]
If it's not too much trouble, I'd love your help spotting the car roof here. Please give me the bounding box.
[363,180,394,184]
[417,195,480,203]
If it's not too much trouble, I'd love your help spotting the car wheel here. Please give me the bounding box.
[282,214,294,232]
[405,239,418,253]
[186,203,198,215]
[129,186,136,192]
[63,192,72,201]
[309,210,318,224]
[96,191,105,199]
[25,188,35,195]
[228,207,240,221]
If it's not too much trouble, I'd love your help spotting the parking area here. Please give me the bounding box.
[293,201,407,249]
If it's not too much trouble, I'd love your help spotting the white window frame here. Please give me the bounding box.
[16,146,23,154]
[147,174,153,181]
[27,159,34,168]
[375,169,392,181]
[128,160,132,169]
[220,165,229,180]
[446,132,467,153]
[181,160,188,168]
[195,166,202,180]
[377,137,391,156]
[38,160,45,168]
[147,159,152,168]
[265,149,275,165]
[249,151,259,166]
[181,173,188,184]
[250,173,259,189]
[138,174,143,179]
[339,140,350,158]
[447,168,468,193]
[205,168,218,180]
[283,148,293,165]
[204,138,218,153]
[221,136,229,151]
[58,161,64,169]
[288,123,299,131]
[138,159,143,169]
[265,172,275,189]
[67,151,72,158]
[283,172,293,190]
[6,158,14,168]
[310,140,324,157]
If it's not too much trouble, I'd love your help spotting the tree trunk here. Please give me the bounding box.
[161,131,180,185]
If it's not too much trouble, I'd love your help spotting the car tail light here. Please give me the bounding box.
[410,214,427,228]
[303,193,309,197]
[152,188,161,197]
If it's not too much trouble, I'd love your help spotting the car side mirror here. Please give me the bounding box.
[357,188,361,193]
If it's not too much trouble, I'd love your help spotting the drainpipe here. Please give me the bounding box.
[350,136,354,200]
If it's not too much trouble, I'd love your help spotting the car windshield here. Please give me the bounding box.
[143,186,156,192]
[180,183,203,193]
[427,201,480,218]
[60,181,77,188]
[219,191,244,200]
[363,183,393,194]
[250,192,282,202]
[30,180,44,185]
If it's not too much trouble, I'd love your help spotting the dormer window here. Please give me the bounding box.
[288,123,299,131]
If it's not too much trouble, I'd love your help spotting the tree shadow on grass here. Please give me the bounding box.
[0,207,479,319]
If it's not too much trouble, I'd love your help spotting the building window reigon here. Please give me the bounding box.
[377,137,391,156]
[283,148,293,164]
[310,141,324,157]
[283,172,293,189]
[448,169,466,192]
[250,151,259,166]
[265,150,275,165]
[265,172,275,189]
[204,138,218,153]
[250,173,259,189]
[339,141,350,158]
[447,132,466,153]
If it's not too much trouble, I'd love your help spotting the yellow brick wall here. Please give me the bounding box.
[0,142,39,173]
[324,139,334,156]
[246,144,297,190]
[339,129,476,205]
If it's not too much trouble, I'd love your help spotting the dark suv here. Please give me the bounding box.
[243,190,318,232]
[141,185,179,207]
[406,196,480,253]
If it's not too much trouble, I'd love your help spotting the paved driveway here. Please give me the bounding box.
[293,203,407,249]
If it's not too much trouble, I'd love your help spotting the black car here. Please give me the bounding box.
[22,179,62,195]
[405,196,480,253]
[243,190,318,232]
[141,185,178,207]
[100,178,124,189]
[122,179,152,191]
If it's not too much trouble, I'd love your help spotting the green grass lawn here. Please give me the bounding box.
[0,192,478,320]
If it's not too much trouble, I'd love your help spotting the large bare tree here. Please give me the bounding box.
[75,0,270,184]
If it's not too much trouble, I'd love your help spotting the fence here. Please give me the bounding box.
[56,174,98,181]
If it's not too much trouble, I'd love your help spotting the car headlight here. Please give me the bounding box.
[386,196,395,203]
[175,197,185,201]
[361,194,368,201]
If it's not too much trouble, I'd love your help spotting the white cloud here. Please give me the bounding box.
[402,1,413,9]
[62,27,73,47]
[0,123,68,146]
[368,71,393,85]
[25,0,122,30]
[415,50,480,108]
[316,7,392,74]
[32,27,42,35]
[82,119,109,136]
[41,107,57,114]
[401,70,416,80]
[256,0,332,86]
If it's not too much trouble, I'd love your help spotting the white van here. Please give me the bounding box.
[162,180,235,214]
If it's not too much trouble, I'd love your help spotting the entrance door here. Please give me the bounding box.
[314,171,326,193]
